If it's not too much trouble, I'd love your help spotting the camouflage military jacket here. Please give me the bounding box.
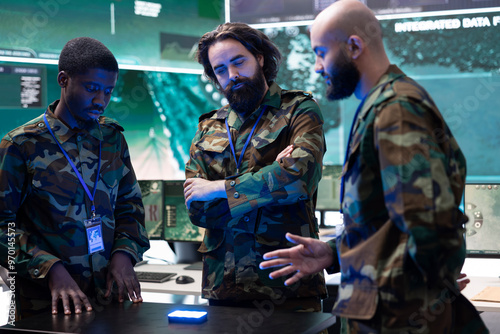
[329,66,485,329]
[185,82,327,304]
[0,101,150,311]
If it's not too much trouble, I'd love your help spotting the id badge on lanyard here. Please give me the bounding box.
[84,215,105,254]
[43,113,104,255]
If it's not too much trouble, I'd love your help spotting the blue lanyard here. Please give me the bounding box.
[339,79,399,213]
[225,106,267,174]
[339,101,364,214]
[43,113,102,216]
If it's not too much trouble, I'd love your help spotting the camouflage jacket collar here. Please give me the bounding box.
[357,65,406,121]
[46,100,103,143]
[260,81,284,110]
[213,82,283,121]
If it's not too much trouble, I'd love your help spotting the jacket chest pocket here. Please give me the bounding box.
[195,135,231,174]
[248,119,288,166]
[99,158,127,209]
[30,167,80,229]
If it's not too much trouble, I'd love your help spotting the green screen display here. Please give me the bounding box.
[0,0,223,70]
[1,3,499,181]
[139,180,204,243]
[0,64,46,109]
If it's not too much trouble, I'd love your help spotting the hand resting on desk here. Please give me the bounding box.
[105,252,143,303]
[48,262,93,315]
[48,252,143,315]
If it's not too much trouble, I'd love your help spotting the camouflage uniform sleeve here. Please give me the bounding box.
[110,135,150,263]
[375,98,462,284]
[185,125,232,229]
[325,238,341,274]
[0,138,60,279]
[226,99,325,219]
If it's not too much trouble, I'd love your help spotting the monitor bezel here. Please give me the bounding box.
[463,182,500,259]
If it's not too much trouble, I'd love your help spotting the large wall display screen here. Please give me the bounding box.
[0,1,223,71]
[1,3,499,180]
[228,0,500,24]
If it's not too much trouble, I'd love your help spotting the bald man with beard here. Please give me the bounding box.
[260,1,488,332]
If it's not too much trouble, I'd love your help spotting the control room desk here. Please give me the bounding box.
[1,301,336,334]
[135,264,203,296]
[461,276,500,312]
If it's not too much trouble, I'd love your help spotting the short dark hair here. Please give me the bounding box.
[58,37,118,76]
[196,22,282,89]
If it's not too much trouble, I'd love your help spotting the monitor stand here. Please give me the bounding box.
[173,241,202,264]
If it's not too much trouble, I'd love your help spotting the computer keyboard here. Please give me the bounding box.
[136,271,176,283]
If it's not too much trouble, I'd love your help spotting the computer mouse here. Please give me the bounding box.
[176,275,195,284]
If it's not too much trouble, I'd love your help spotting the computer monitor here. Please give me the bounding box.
[138,180,165,240]
[162,180,204,242]
[163,180,205,263]
[138,180,205,241]
[316,165,342,211]
[463,183,500,258]
[316,165,343,227]
[139,180,205,263]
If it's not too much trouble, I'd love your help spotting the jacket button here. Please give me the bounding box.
[37,123,45,128]
[230,180,236,187]
[234,192,240,199]
[243,216,250,222]
[33,269,40,276]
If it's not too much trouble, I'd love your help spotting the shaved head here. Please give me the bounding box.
[311,0,390,99]
[312,0,384,50]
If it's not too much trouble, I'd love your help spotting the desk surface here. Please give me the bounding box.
[135,263,203,296]
[1,301,336,334]
[133,265,500,313]
[461,276,500,312]
[136,264,341,297]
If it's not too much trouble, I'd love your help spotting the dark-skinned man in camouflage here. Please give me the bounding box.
[0,37,149,319]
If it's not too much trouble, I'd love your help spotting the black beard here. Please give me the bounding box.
[223,72,267,116]
[326,52,360,101]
